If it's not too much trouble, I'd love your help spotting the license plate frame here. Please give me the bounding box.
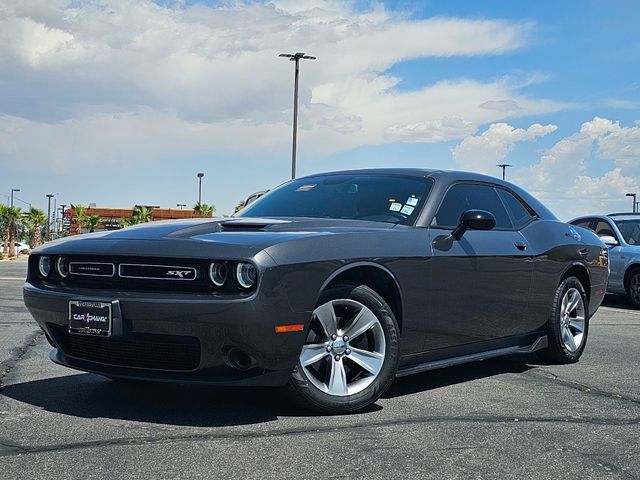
[68,301,112,337]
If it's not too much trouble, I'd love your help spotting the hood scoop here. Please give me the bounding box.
[217,218,292,232]
[219,222,268,232]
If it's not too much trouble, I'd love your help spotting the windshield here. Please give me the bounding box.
[614,220,640,245]
[238,174,432,225]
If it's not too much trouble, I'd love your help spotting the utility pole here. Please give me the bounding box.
[279,52,316,179]
[497,164,512,181]
[46,194,54,241]
[197,173,204,205]
[626,193,637,213]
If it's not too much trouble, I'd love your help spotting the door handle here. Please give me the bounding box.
[514,241,527,251]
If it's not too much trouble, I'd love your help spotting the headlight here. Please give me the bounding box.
[236,262,257,289]
[209,262,228,287]
[38,256,51,277]
[56,257,69,278]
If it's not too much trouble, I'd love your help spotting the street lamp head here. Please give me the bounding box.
[626,193,636,197]
[197,172,204,178]
[46,194,54,198]
[279,52,316,61]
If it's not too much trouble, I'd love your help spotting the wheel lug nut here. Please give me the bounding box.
[343,335,349,341]
[331,334,337,340]
[334,355,341,361]
[326,345,332,352]
[345,348,351,355]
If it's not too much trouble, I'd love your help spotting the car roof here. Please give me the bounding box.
[301,167,511,184]
[607,213,640,221]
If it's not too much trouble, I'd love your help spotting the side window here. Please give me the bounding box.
[496,189,535,229]
[433,184,512,229]
[593,220,616,238]
[572,218,593,229]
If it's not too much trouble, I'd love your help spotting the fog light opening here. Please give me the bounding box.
[227,348,255,371]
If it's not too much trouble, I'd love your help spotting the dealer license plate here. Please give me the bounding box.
[69,301,112,337]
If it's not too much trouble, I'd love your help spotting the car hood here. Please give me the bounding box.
[34,217,397,259]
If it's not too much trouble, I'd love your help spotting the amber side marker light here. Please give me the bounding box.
[275,324,305,333]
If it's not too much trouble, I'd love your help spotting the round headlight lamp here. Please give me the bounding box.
[209,262,228,287]
[56,257,69,278]
[38,256,51,277]
[236,262,257,289]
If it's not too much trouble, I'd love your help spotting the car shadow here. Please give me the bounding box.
[1,357,538,425]
[384,357,533,398]
[601,294,635,311]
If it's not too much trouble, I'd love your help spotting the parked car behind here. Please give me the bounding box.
[570,213,640,307]
[1,241,31,255]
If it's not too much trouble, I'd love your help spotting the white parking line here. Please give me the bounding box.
[0,277,25,281]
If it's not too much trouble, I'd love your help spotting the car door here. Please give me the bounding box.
[425,182,534,350]
[593,218,625,291]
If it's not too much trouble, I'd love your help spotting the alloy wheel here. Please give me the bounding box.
[629,274,640,305]
[559,287,586,353]
[300,299,386,396]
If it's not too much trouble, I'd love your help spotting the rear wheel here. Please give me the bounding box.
[537,276,589,364]
[287,283,399,414]
[625,269,640,308]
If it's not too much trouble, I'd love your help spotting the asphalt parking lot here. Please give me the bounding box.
[1,258,638,480]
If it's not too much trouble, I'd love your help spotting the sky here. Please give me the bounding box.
[0,0,639,220]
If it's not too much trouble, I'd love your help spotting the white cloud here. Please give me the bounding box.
[0,0,570,174]
[516,117,640,219]
[452,122,557,174]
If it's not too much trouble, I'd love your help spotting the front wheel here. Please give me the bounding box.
[287,283,399,414]
[625,269,640,309]
[537,276,589,364]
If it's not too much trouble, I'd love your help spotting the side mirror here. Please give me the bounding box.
[599,235,619,247]
[452,209,496,240]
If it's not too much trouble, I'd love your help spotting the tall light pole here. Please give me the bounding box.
[197,173,204,205]
[497,164,512,181]
[10,188,20,208]
[626,193,637,213]
[46,194,54,241]
[177,203,186,210]
[279,52,316,179]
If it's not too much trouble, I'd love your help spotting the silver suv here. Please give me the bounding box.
[571,213,640,307]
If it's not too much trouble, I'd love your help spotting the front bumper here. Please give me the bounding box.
[23,282,310,386]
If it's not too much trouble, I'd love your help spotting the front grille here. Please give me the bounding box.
[30,255,255,294]
[49,324,201,371]
[119,263,197,281]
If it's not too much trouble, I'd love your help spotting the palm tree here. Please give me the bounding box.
[194,202,215,217]
[0,205,10,258]
[4,206,22,258]
[86,214,101,233]
[70,204,87,234]
[121,216,140,227]
[234,200,246,214]
[132,205,153,223]
[23,207,46,248]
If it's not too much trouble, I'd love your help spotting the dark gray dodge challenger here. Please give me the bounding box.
[24,169,609,413]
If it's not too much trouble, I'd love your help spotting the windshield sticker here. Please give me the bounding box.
[389,202,402,212]
[295,184,316,192]
[406,196,419,206]
[388,198,396,203]
[401,205,415,216]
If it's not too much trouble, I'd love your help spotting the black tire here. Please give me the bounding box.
[537,276,589,364]
[287,283,400,414]
[624,268,640,309]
